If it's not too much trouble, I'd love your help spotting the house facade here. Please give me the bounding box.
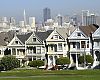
[93,27,100,67]
[68,25,98,68]
[68,27,90,67]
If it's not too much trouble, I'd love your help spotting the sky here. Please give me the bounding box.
[0,0,100,21]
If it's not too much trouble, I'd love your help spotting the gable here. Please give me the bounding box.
[93,27,100,37]
[69,28,87,39]
[7,36,24,46]
[26,32,42,45]
[46,30,65,41]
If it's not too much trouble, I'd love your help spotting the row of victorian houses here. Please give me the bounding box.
[0,24,100,68]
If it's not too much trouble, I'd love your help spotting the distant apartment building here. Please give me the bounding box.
[43,7,51,22]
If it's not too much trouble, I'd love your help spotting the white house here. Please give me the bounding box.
[93,26,100,67]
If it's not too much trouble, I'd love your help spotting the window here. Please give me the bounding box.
[29,57,32,61]
[0,50,1,55]
[51,45,53,50]
[33,47,36,53]
[87,41,89,48]
[15,41,18,44]
[42,46,45,53]
[51,37,53,39]
[77,33,81,36]
[37,56,41,60]
[58,43,62,50]
[81,41,85,48]
[97,42,99,46]
[33,38,36,42]
[54,35,58,40]
[72,42,76,48]
[76,42,80,49]
[33,56,36,60]
[59,36,62,39]
[37,47,41,54]
[12,48,16,55]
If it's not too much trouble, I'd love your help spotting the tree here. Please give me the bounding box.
[56,57,70,65]
[78,55,94,64]
[28,60,44,68]
[1,55,20,71]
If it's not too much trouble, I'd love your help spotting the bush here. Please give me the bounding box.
[78,56,84,64]
[56,57,70,65]
[28,60,44,68]
[0,55,20,71]
[78,55,94,64]
[0,64,4,71]
[86,55,94,64]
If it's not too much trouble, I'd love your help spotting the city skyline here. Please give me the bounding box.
[0,0,100,21]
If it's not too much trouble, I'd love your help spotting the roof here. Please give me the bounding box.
[17,32,32,44]
[0,31,14,46]
[79,24,98,37]
[56,27,76,38]
[35,30,53,41]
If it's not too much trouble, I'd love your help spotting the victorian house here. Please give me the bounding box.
[92,26,100,67]
[68,24,98,68]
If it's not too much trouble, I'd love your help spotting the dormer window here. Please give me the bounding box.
[77,33,81,36]
[33,38,36,42]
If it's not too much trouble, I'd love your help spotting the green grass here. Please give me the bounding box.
[0,69,100,80]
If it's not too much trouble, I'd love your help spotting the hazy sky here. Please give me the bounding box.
[0,0,100,21]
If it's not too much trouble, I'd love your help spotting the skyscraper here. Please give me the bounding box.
[43,8,51,22]
[82,10,89,26]
[87,14,96,25]
[29,17,35,28]
[24,9,27,27]
[82,10,97,26]
[57,14,63,26]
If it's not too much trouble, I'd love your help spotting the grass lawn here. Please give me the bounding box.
[0,69,100,80]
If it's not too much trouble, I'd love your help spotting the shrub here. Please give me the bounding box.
[1,55,20,71]
[28,60,44,68]
[56,57,70,65]
[0,63,4,71]
[78,56,84,64]
[78,55,94,64]
[86,55,94,64]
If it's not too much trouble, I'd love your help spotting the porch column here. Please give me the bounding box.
[41,46,42,54]
[63,43,65,51]
[70,53,73,64]
[53,55,56,66]
[11,48,12,55]
[16,49,17,56]
[48,55,50,66]
[76,54,78,68]
[32,56,33,61]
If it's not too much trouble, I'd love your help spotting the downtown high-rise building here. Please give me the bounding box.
[82,10,89,26]
[82,10,97,26]
[43,7,51,22]
[29,17,35,28]
[57,14,63,26]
